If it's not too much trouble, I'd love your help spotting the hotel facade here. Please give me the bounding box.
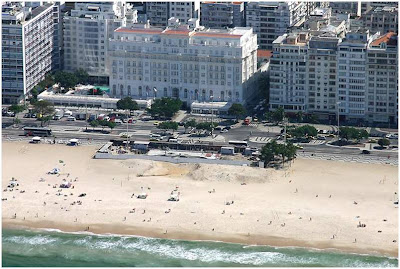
[107,19,257,106]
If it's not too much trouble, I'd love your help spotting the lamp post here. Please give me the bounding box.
[337,101,341,140]
[210,95,214,136]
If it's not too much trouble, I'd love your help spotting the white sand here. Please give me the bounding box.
[2,142,398,257]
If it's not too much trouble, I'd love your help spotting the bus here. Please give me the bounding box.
[228,140,248,147]
[23,127,52,137]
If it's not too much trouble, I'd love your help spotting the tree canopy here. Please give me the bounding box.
[339,127,369,140]
[196,122,218,132]
[288,125,318,138]
[184,119,197,129]
[147,97,182,119]
[158,121,179,131]
[271,107,285,123]
[228,103,246,120]
[378,138,390,147]
[54,71,78,89]
[117,97,139,111]
[32,100,55,126]
[74,68,89,84]
[260,141,298,166]
[8,104,25,115]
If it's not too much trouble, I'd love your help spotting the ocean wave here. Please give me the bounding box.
[3,235,59,245]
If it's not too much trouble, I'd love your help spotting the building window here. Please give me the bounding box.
[184,89,188,98]
[139,86,142,97]
[127,85,131,96]
[120,85,124,96]
[164,87,168,97]
[195,89,199,100]
[112,85,116,96]
[221,91,225,101]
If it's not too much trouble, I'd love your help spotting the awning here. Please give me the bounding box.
[32,136,41,141]
[69,139,79,143]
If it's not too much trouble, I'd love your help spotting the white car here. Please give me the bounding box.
[67,116,76,121]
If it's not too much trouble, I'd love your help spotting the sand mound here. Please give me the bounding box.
[187,163,276,183]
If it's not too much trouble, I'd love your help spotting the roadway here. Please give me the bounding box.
[2,116,398,160]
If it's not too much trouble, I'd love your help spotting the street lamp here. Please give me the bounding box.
[337,101,342,140]
[210,95,214,136]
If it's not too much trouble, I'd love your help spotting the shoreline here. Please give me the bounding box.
[3,220,398,258]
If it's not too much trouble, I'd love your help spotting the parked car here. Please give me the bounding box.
[67,116,76,121]
[317,136,326,140]
[362,150,371,154]
[220,129,228,133]
[114,119,123,124]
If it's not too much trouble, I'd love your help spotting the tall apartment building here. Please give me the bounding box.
[63,2,134,83]
[2,3,55,104]
[307,36,339,120]
[246,1,309,50]
[52,2,62,70]
[146,2,199,26]
[366,32,398,125]
[361,1,398,14]
[108,20,257,105]
[200,2,245,29]
[363,6,398,34]
[329,2,359,15]
[170,2,199,22]
[269,32,309,112]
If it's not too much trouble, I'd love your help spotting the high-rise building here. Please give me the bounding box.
[108,19,257,105]
[307,36,339,121]
[363,6,398,34]
[336,29,376,122]
[246,1,309,50]
[2,3,55,104]
[63,2,135,83]
[329,2,359,15]
[146,2,199,27]
[269,32,309,112]
[200,2,245,29]
[366,32,398,125]
[170,2,199,22]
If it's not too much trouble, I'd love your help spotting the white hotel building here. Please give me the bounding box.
[108,19,257,106]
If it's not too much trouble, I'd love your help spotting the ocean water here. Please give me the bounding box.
[2,229,398,267]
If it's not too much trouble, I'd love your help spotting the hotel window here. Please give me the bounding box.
[164,88,168,97]
[184,89,188,98]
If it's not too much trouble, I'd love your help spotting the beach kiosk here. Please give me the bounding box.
[68,139,79,146]
[31,136,42,144]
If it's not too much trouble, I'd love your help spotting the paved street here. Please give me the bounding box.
[2,115,398,164]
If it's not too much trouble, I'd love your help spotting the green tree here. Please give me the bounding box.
[31,87,39,101]
[74,68,89,84]
[378,138,390,148]
[158,121,179,132]
[260,141,278,165]
[228,103,246,121]
[296,111,304,123]
[90,120,99,130]
[272,107,285,123]
[107,121,116,131]
[289,125,318,138]
[33,100,55,127]
[54,71,78,89]
[9,104,25,123]
[98,120,109,131]
[147,97,182,119]
[263,111,273,122]
[339,127,369,141]
[196,122,218,132]
[117,97,139,111]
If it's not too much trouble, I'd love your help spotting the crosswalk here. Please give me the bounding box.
[307,140,326,145]
[249,136,272,143]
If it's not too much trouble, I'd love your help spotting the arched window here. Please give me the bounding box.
[120,85,124,96]
[202,89,206,101]
[195,89,199,100]
[221,91,225,101]
[164,87,168,97]
[184,89,188,98]
[209,90,213,99]
[228,91,232,100]
[235,92,239,101]
[138,86,142,97]
[127,85,131,96]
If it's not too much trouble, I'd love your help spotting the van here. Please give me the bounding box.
[114,119,123,124]
[67,116,76,121]
[64,110,73,117]
[53,115,62,120]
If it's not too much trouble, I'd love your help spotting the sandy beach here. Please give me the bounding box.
[2,142,398,257]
